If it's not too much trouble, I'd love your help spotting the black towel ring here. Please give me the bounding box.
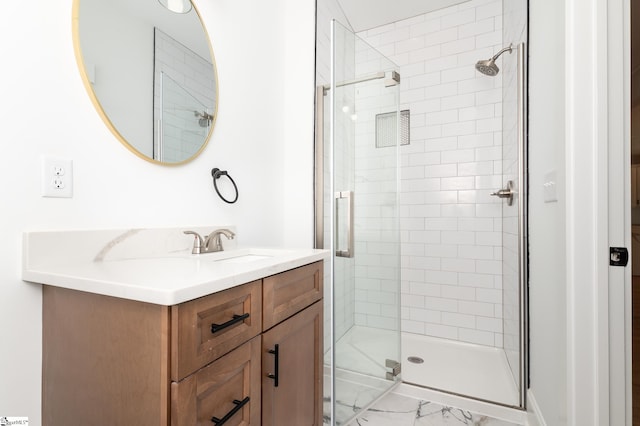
[211,168,239,204]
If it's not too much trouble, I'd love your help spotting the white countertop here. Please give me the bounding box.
[22,227,328,305]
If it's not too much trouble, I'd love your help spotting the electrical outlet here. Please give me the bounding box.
[42,157,73,198]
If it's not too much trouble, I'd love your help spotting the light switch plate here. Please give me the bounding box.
[543,170,558,203]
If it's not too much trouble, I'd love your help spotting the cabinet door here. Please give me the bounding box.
[262,301,323,426]
[263,261,323,331]
[634,165,640,207]
[632,165,638,207]
[172,336,261,426]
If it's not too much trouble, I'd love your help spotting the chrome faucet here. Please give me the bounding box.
[183,229,235,254]
[204,229,235,252]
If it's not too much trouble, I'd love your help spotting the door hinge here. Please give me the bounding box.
[610,247,629,267]
[385,359,401,380]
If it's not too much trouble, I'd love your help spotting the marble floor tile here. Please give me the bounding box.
[323,371,392,425]
[346,392,521,426]
[324,326,522,425]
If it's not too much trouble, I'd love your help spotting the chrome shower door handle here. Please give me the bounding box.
[335,191,354,258]
[490,180,515,206]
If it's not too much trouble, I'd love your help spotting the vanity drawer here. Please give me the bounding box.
[263,261,323,331]
[171,335,261,426]
[171,280,262,381]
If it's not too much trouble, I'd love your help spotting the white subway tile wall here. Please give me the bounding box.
[358,0,506,347]
[153,29,215,163]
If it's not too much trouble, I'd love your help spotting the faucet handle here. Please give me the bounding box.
[183,231,204,254]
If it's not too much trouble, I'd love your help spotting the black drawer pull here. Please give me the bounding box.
[211,396,250,425]
[267,344,279,387]
[211,313,250,334]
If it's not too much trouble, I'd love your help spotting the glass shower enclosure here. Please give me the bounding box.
[317,21,402,425]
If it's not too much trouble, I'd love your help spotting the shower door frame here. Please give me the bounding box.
[489,40,529,410]
[516,41,529,409]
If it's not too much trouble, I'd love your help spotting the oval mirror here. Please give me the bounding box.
[72,0,218,165]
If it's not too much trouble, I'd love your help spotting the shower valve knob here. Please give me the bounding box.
[490,189,511,197]
[490,180,515,206]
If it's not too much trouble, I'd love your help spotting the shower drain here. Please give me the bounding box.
[407,356,424,364]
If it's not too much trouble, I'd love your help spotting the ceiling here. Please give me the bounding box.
[336,0,472,33]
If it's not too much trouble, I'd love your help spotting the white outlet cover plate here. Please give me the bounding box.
[42,156,73,198]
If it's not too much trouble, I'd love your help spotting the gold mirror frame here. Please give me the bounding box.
[71,0,219,166]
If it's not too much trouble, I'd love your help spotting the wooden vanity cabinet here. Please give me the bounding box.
[42,260,323,426]
[170,280,263,426]
[633,164,640,207]
[42,286,171,425]
[171,336,262,425]
[263,261,323,330]
[261,261,324,426]
[262,301,323,426]
[171,280,262,382]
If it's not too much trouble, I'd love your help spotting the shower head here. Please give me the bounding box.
[475,59,500,76]
[475,44,513,76]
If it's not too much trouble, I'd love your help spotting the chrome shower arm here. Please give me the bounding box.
[492,44,514,61]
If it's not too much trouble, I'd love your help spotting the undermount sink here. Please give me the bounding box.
[209,254,272,263]
[193,248,285,264]
[100,248,282,265]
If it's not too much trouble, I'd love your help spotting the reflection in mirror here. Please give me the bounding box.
[73,0,217,164]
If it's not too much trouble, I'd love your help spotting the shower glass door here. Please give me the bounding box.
[325,20,402,425]
[500,2,528,408]
[500,42,527,408]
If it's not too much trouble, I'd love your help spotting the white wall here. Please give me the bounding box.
[79,0,154,155]
[316,0,353,87]
[527,0,568,423]
[0,0,315,422]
